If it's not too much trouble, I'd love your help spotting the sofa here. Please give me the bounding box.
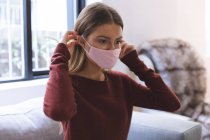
[0,97,202,140]
[136,38,210,140]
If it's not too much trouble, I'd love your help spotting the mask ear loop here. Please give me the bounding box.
[79,36,98,67]
[79,36,91,52]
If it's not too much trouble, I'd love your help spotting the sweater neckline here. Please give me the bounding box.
[70,71,110,84]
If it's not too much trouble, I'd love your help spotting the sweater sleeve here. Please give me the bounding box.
[43,43,77,121]
[120,50,181,112]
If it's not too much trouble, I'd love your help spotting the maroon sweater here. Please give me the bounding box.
[44,43,180,140]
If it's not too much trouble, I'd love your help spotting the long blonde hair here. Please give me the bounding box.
[68,2,123,74]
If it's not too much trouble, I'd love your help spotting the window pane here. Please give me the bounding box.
[31,0,67,71]
[86,0,102,5]
[0,0,24,81]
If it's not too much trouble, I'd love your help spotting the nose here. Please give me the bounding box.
[110,43,116,50]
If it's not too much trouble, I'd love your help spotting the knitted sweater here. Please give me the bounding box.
[44,43,180,140]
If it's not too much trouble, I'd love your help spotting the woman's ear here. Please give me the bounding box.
[78,36,86,47]
[78,36,90,51]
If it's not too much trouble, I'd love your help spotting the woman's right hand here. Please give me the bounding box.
[61,31,79,48]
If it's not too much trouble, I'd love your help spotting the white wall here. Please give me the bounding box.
[0,79,47,106]
[103,0,209,102]
[103,0,205,54]
[104,0,178,46]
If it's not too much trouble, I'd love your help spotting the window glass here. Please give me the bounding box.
[31,0,67,71]
[0,0,80,82]
[86,0,102,5]
[0,0,24,81]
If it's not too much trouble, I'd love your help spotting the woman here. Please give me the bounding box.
[44,2,180,140]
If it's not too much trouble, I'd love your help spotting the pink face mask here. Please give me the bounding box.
[82,38,121,70]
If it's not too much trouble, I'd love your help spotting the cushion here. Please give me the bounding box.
[128,111,202,140]
[0,97,63,140]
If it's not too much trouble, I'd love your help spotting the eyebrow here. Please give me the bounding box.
[97,35,123,40]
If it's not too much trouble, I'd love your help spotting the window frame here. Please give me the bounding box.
[0,0,86,83]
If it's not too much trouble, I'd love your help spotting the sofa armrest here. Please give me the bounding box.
[128,111,202,140]
[0,97,63,140]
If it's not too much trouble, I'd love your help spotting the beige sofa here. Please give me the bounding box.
[0,97,202,140]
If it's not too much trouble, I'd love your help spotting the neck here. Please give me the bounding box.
[75,59,106,81]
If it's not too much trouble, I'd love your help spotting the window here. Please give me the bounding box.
[0,0,24,81]
[31,0,68,71]
[86,0,102,6]
[0,0,84,83]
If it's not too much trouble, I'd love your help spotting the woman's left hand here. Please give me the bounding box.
[119,40,136,59]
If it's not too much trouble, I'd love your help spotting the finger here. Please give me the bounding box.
[120,42,128,51]
[66,32,79,48]
[119,44,127,57]
[61,31,75,44]
[67,40,77,49]
[67,32,78,40]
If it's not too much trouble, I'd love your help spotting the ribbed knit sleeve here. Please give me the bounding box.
[44,43,77,121]
[120,50,181,112]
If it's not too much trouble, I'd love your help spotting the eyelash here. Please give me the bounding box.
[98,39,122,45]
[115,40,122,45]
[98,39,107,44]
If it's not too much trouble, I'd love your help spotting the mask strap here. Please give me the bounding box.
[80,36,91,51]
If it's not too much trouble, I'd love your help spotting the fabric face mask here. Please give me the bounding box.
[82,38,121,70]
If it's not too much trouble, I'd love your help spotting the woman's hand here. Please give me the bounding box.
[61,31,81,55]
[61,31,79,48]
[119,40,136,59]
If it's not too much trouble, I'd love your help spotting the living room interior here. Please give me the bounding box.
[0,0,209,140]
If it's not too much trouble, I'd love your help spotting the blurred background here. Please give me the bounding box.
[0,0,209,103]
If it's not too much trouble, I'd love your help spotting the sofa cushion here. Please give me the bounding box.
[0,97,63,140]
[0,97,202,140]
[128,111,202,140]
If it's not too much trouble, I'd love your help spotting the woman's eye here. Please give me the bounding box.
[115,40,122,45]
[99,39,107,44]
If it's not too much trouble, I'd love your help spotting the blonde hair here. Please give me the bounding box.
[68,2,123,73]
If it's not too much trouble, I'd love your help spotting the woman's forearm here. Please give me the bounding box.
[44,43,77,121]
